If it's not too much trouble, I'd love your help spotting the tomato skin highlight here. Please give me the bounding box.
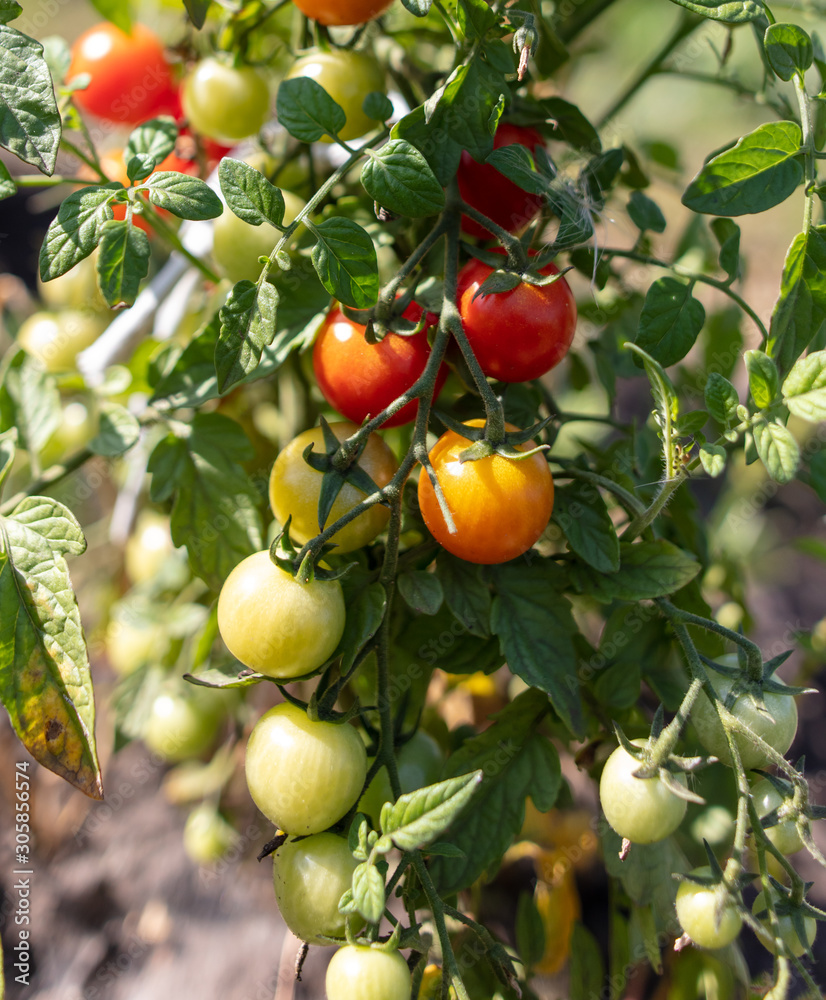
[456,256,576,383]
[313,304,446,428]
[458,122,545,239]
[417,420,553,565]
[291,0,394,27]
[69,23,178,126]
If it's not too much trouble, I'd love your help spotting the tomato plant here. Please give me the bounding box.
[181,58,271,143]
[213,190,305,284]
[143,687,225,762]
[752,777,805,856]
[325,945,411,1000]
[675,868,743,950]
[753,891,819,958]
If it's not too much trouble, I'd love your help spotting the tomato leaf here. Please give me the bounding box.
[39,185,118,281]
[381,771,482,851]
[142,172,222,220]
[276,77,346,143]
[665,0,767,23]
[570,924,605,1000]
[766,227,826,376]
[125,116,178,167]
[351,860,386,924]
[428,689,562,895]
[436,553,491,637]
[782,350,826,421]
[0,2,22,25]
[219,157,286,227]
[536,96,600,152]
[184,661,264,689]
[456,0,497,38]
[744,349,780,409]
[0,23,61,173]
[310,217,378,309]
[485,144,547,196]
[552,480,620,573]
[1,357,60,455]
[361,139,445,218]
[0,429,15,496]
[699,443,727,477]
[215,280,279,393]
[764,22,813,81]
[0,158,14,200]
[88,0,131,32]
[635,277,705,368]
[183,0,212,28]
[710,217,741,281]
[0,497,102,798]
[398,570,444,615]
[570,540,701,602]
[628,190,666,233]
[336,577,386,671]
[147,413,264,590]
[392,105,463,187]
[752,418,800,483]
[399,0,431,15]
[88,402,140,457]
[96,219,151,307]
[704,372,740,426]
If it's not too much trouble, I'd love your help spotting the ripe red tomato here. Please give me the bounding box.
[456,254,576,383]
[69,22,178,126]
[291,0,394,27]
[417,419,553,564]
[313,303,447,428]
[457,123,545,239]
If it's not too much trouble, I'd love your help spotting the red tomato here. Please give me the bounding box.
[291,0,394,27]
[456,253,576,382]
[69,23,178,126]
[313,303,447,428]
[98,148,196,234]
[457,123,545,239]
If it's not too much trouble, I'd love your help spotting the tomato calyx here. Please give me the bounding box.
[699,650,815,719]
[268,518,350,584]
[433,410,553,462]
[612,722,709,803]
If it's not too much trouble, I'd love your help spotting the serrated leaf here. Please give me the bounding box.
[571,540,701,602]
[89,0,131,31]
[361,139,445,218]
[183,0,211,27]
[215,280,279,393]
[125,116,177,167]
[710,217,741,280]
[767,227,826,375]
[705,372,739,426]
[0,497,102,798]
[147,413,263,590]
[682,122,803,217]
[392,105,463,187]
[351,861,386,924]
[276,77,346,143]
[96,219,150,307]
[398,570,443,615]
[699,443,727,477]
[39,185,117,281]
[382,771,481,851]
[311,217,378,309]
[765,22,813,81]
[666,0,766,23]
[745,349,780,408]
[782,350,826,421]
[485,144,547,196]
[552,480,620,573]
[636,276,705,368]
[0,24,61,173]
[89,402,140,457]
[490,561,584,737]
[436,553,491,637]
[752,418,800,483]
[627,190,666,233]
[219,157,285,227]
[142,171,222,220]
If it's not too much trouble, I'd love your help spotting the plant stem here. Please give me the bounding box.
[794,74,815,235]
[412,854,472,1000]
[621,467,687,542]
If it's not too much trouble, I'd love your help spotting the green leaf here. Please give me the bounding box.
[89,402,140,457]
[219,157,285,227]
[361,139,445,218]
[515,893,546,970]
[485,144,547,196]
[603,824,687,919]
[665,0,766,22]
[125,116,177,167]
[2,359,60,454]
[351,861,385,924]
[0,158,14,200]
[276,77,346,143]
[456,0,497,38]
[184,661,263,689]
[552,480,620,573]
[570,924,605,1000]
[571,540,701,602]
[39,185,117,281]
[580,147,624,208]
[398,570,443,615]
[89,0,131,32]
[0,496,102,798]
[682,122,803,217]
[490,561,584,737]
[183,0,212,27]
[436,553,491,637]
[808,449,826,503]
[392,105,462,187]
[704,372,739,426]
[215,280,279,393]
[627,190,666,233]
[400,0,430,14]
[311,217,378,309]
[744,348,780,408]
[766,227,826,375]
[147,413,263,590]
[0,24,61,173]
[428,689,561,895]
[142,171,222,220]
[626,342,679,435]
[0,2,22,25]
[0,429,14,494]
[764,22,813,81]
[699,443,727,477]
[782,351,826,421]
[96,219,151,307]
[423,54,508,162]
[362,91,393,122]
[636,277,705,368]
[381,771,482,851]
[337,578,386,671]
[752,418,800,483]
[537,97,600,151]
[710,217,741,281]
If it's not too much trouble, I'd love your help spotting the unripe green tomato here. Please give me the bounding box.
[245,702,367,834]
[105,616,167,676]
[599,738,687,844]
[284,50,385,142]
[17,310,108,372]
[752,890,817,957]
[38,251,109,313]
[212,191,305,284]
[751,778,804,856]
[125,510,177,585]
[675,867,743,949]
[217,550,346,679]
[41,401,95,467]
[143,688,225,762]
[691,659,798,770]
[325,945,411,1000]
[182,58,270,143]
[183,803,239,864]
[272,833,362,943]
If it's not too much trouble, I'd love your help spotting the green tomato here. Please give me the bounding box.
[183,803,239,864]
[325,945,411,1000]
[751,778,804,856]
[17,309,108,372]
[599,738,687,844]
[217,550,346,679]
[125,509,177,585]
[41,401,95,467]
[245,702,367,834]
[691,663,798,770]
[143,687,225,762]
[105,613,167,676]
[358,731,444,825]
[753,890,817,957]
[212,190,305,285]
[272,833,362,944]
[675,867,743,949]
[182,58,270,143]
[284,50,385,142]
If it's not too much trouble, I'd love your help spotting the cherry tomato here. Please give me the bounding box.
[313,304,447,428]
[124,510,178,585]
[417,419,553,564]
[457,123,545,239]
[753,890,817,957]
[69,22,178,125]
[284,51,385,142]
[291,0,393,26]
[16,310,108,372]
[98,147,196,234]
[456,254,576,383]
[272,833,362,944]
[182,58,270,143]
[143,687,225,762]
[217,549,346,679]
[599,738,687,844]
[183,803,239,864]
[212,190,305,284]
[675,867,743,949]
[751,777,804,856]
[269,421,398,553]
[244,702,367,834]
[325,945,412,1000]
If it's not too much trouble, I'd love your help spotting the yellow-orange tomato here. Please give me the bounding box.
[417,420,553,564]
[290,0,393,29]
